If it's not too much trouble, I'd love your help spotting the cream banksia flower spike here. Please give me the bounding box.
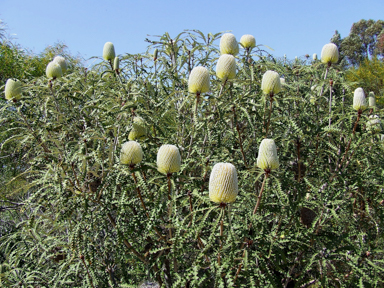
[313,53,317,61]
[369,92,376,107]
[321,43,339,65]
[220,33,239,55]
[261,70,281,95]
[4,79,22,101]
[240,34,256,49]
[113,57,120,71]
[103,42,115,61]
[46,61,63,79]
[188,66,210,94]
[367,115,381,132]
[120,141,143,166]
[257,139,279,171]
[157,144,181,175]
[353,87,367,111]
[209,163,238,204]
[53,56,68,73]
[128,116,147,141]
[216,54,236,81]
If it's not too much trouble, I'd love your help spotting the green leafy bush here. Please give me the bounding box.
[1,30,384,287]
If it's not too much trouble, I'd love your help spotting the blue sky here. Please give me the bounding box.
[1,0,384,64]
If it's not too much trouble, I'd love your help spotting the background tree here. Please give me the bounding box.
[337,19,384,66]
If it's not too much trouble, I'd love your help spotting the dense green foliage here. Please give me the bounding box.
[346,57,384,106]
[0,39,81,83]
[1,30,384,287]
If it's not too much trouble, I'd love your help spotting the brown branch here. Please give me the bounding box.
[252,172,269,215]
[265,94,274,137]
[233,106,248,168]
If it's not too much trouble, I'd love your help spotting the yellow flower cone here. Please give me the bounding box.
[367,115,381,132]
[128,116,147,141]
[46,61,63,79]
[188,66,210,94]
[220,33,239,55]
[216,54,236,81]
[321,43,339,64]
[113,57,120,71]
[120,141,143,165]
[103,42,115,61]
[157,144,181,174]
[257,139,279,171]
[4,79,22,101]
[369,92,376,107]
[240,34,256,49]
[261,70,281,95]
[53,56,68,73]
[353,87,367,111]
[209,163,238,204]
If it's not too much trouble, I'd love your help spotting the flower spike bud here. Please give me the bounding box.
[46,61,63,79]
[120,141,143,165]
[353,87,367,111]
[113,57,120,71]
[157,144,181,174]
[103,42,115,61]
[220,33,239,55]
[369,92,376,107]
[280,78,286,86]
[53,56,68,73]
[240,34,256,49]
[257,139,279,171]
[321,43,339,64]
[261,70,281,95]
[153,48,158,61]
[367,115,381,132]
[313,53,317,61]
[4,79,22,101]
[128,116,147,141]
[216,54,236,80]
[209,163,238,204]
[188,66,210,94]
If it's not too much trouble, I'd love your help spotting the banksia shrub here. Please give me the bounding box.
[261,70,281,95]
[257,139,279,171]
[4,79,22,101]
[321,43,339,64]
[209,163,238,204]
[369,92,376,107]
[239,34,256,49]
[367,115,382,132]
[220,33,239,55]
[53,56,68,73]
[157,144,181,174]
[120,141,143,165]
[353,87,367,111]
[128,117,147,141]
[46,61,63,79]
[216,54,236,80]
[188,66,210,94]
[103,42,115,61]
